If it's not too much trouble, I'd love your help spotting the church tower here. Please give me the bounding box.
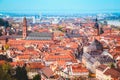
[23,17,27,39]
[94,18,100,36]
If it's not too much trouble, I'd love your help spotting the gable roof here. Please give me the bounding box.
[97,64,108,72]
[41,67,54,79]
[104,68,120,79]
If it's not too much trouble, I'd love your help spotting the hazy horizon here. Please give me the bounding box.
[0,0,120,14]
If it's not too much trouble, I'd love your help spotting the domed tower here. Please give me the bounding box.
[23,17,27,39]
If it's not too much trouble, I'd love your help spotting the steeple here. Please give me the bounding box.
[94,18,99,36]
[23,17,27,39]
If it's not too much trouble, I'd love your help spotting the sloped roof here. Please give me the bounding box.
[104,68,120,79]
[97,55,114,64]
[97,64,108,71]
[26,32,52,40]
[41,67,54,78]
[91,39,103,51]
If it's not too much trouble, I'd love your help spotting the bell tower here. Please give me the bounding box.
[23,17,27,39]
[94,18,99,36]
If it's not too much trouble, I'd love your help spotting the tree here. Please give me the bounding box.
[4,44,9,50]
[0,63,16,80]
[0,18,10,28]
[0,29,2,36]
[111,63,115,68]
[15,66,28,80]
[2,62,12,73]
[0,18,4,26]
[0,18,4,36]
[33,74,41,80]
[4,21,9,28]
[0,55,12,62]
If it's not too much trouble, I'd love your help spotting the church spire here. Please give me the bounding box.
[94,18,99,36]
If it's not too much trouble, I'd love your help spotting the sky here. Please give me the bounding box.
[0,0,120,14]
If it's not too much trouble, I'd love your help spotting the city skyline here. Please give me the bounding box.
[0,0,120,14]
[1,1,120,80]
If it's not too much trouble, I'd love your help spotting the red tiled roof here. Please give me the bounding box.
[72,64,88,73]
[97,64,108,71]
[117,60,120,69]
[16,46,25,51]
[10,61,24,67]
[45,52,76,63]
[104,68,120,79]
[41,67,54,78]
[17,55,31,59]
[27,62,44,69]
[0,60,5,65]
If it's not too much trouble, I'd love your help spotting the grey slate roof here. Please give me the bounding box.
[83,52,114,65]
[65,33,81,38]
[90,39,103,51]
[7,31,52,40]
[28,32,52,37]
[83,53,91,59]
[26,32,52,40]
[10,35,23,39]
[83,53,97,65]
[96,55,114,64]
[26,36,52,40]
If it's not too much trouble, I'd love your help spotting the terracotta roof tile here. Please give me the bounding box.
[72,64,88,73]
[10,61,24,67]
[104,68,120,79]
[97,64,108,71]
[27,62,44,69]
[41,67,54,78]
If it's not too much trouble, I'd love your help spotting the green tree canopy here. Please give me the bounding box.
[0,18,4,26]
[0,18,10,28]
[2,62,12,73]
[0,62,16,80]
[0,29,2,36]
[111,63,115,68]
[15,66,28,80]
[33,74,41,80]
